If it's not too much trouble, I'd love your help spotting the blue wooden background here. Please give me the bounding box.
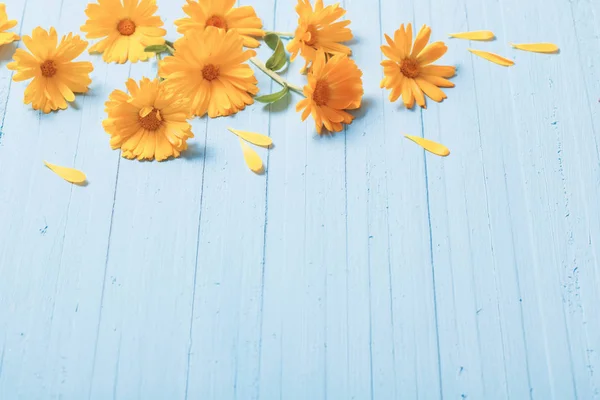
[1,0,599,398]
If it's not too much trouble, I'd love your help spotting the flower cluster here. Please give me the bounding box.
[2,0,556,170]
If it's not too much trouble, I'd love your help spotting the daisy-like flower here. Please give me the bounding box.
[0,4,19,46]
[81,0,166,64]
[287,0,353,68]
[296,49,363,134]
[103,78,194,161]
[175,0,264,48]
[380,23,455,109]
[159,27,258,118]
[8,27,93,113]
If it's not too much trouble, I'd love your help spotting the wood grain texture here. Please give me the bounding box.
[0,0,599,398]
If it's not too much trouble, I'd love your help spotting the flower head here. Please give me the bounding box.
[175,0,264,48]
[159,27,258,118]
[81,0,166,64]
[287,0,353,68]
[103,78,194,161]
[7,27,93,113]
[380,23,455,109]
[296,49,363,134]
[0,4,19,46]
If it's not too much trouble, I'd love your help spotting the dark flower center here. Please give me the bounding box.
[117,19,136,36]
[206,15,228,30]
[40,60,57,77]
[202,64,220,81]
[312,79,331,106]
[139,108,162,131]
[400,58,420,79]
[305,25,318,46]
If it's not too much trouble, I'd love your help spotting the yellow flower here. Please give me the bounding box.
[103,78,194,161]
[296,49,363,134]
[159,27,258,118]
[380,23,455,109]
[287,0,353,68]
[0,4,19,46]
[81,0,166,64]
[7,27,93,113]
[175,0,264,48]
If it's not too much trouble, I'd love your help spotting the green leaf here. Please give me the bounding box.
[264,33,279,51]
[265,34,287,71]
[145,44,168,53]
[254,85,289,104]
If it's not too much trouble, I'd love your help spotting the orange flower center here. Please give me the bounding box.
[117,19,136,36]
[206,15,228,30]
[305,25,318,46]
[312,79,331,106]
[400,58,420,79]
[202,64,220,81]
[139,108,162,131]
[40,60,57,77]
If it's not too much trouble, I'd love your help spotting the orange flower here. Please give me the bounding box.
[380,23,455,108]
[296,50,363,134]
[287,0,353,68]
[0,4,19,46]
[8,27,93,113]
[175,0,264,48]
[81,0,166,64]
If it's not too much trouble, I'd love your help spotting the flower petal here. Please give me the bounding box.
[404,135,450,157]
[409,79,426,108]
[449,30,495,41]
[410,25,431,57]
[415,77,447,102]
[44,161,87,184]
[417,42,448,65]
[228,127,272,148]
[239,138,264,174]
[511,42,559,53]
[468,49,514,66]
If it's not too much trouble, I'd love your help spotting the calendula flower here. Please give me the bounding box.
[175,0,264,48]
[7,27,93,113]
[381,24,455,109]
[81,0,166,64]
[159,27,258,118]
[0,4,19,45]
[296,49,363,134]
[103,78,194,161]
[287,0,353,68]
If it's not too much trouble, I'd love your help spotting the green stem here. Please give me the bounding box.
[249,57,305,96]
[164,40,175,55]
[266,31,294,38]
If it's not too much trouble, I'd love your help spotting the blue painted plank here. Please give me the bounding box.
[184,0,274,397]
[0,0,599,398]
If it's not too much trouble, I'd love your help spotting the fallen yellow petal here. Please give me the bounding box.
[511,42,559,53]
[449,30,495,41]
[404,135,450,157]
[239,139,264,174]
[468,49,514,66]
[228,128,273,148]
[44,161,87,184]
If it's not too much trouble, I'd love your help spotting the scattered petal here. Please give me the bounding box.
[449,30,495,41]
[229,128,273,148]
[511,42,559,53]
[44,161,87,184]
[468,49,514,66]
[404,135,450,157]
[239,139,264,174]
